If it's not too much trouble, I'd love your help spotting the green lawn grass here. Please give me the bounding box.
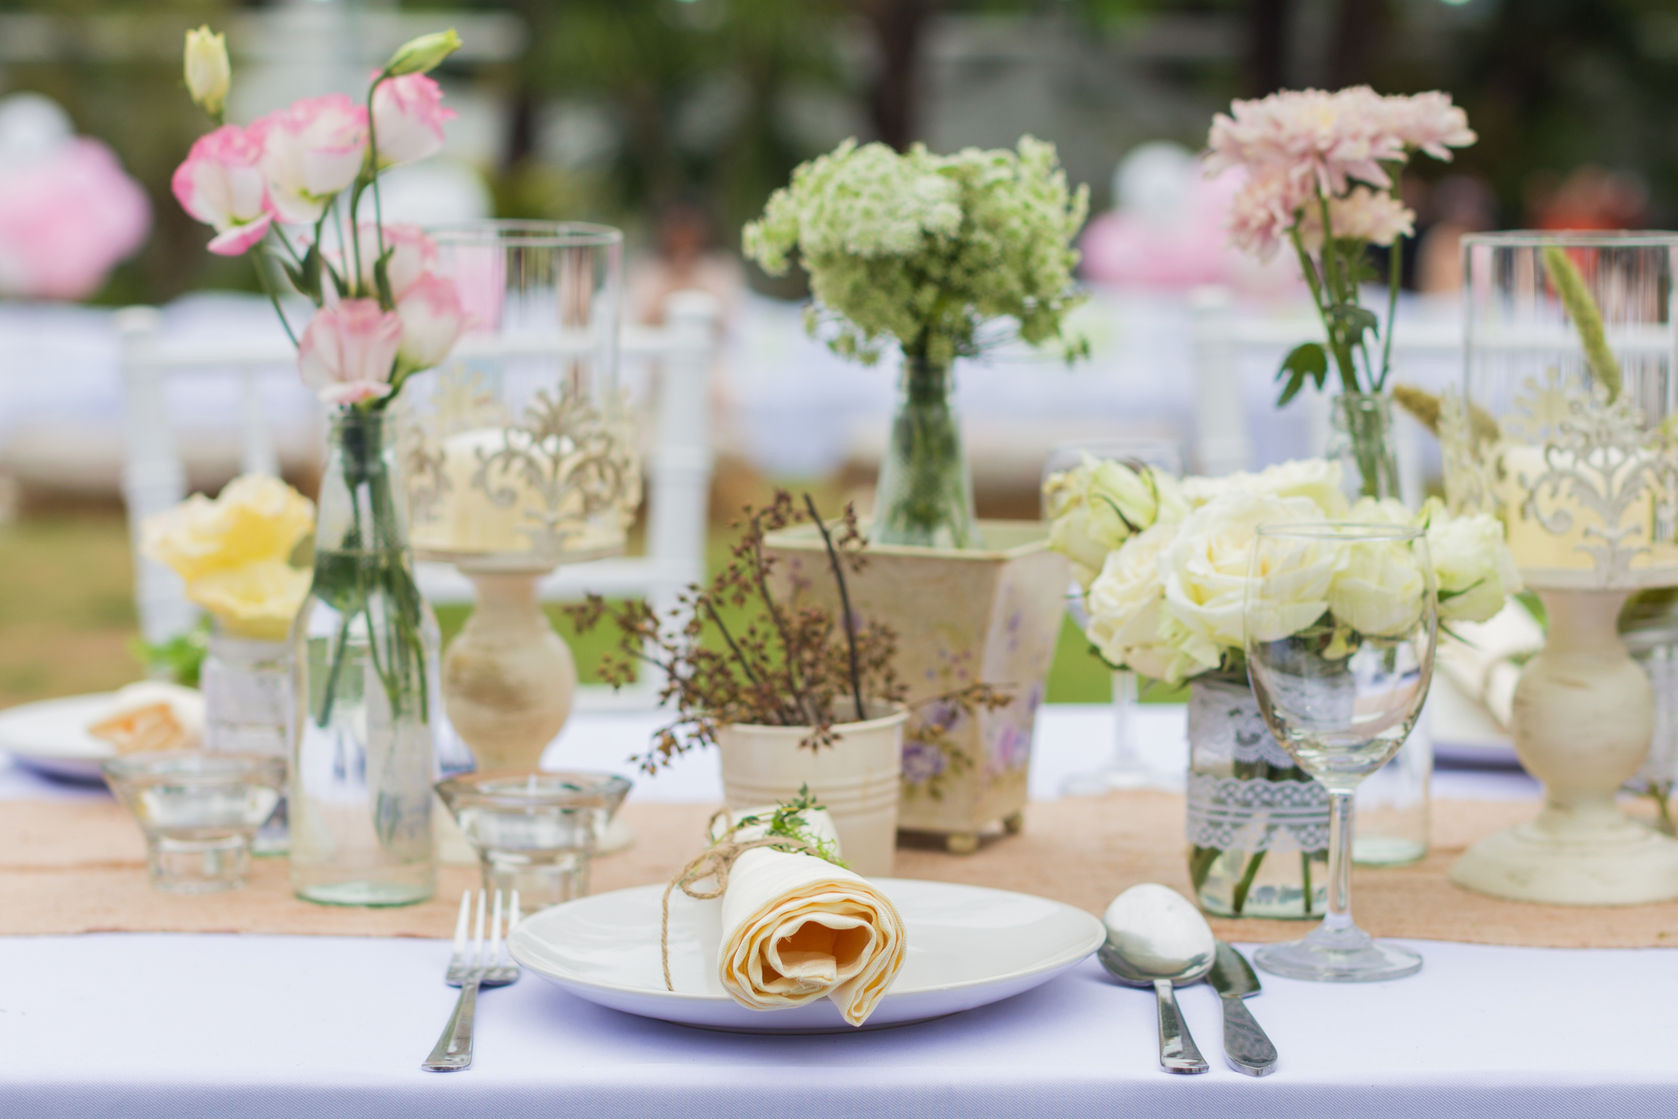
[0,512,1166,707]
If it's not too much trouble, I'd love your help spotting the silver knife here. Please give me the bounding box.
[1207,941,1278,1076]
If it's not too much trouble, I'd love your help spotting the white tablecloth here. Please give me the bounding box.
[8,704,1672,1119]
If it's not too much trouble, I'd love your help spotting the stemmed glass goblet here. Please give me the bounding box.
[1244,522,1436,982]
[1040,436,1182,795]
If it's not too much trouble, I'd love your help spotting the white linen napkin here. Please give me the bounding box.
[709,808,906,1027]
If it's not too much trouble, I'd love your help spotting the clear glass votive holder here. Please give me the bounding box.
[101,752,287,894]
[436,770,632,912]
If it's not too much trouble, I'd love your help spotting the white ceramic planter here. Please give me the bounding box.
[715,705,908,878]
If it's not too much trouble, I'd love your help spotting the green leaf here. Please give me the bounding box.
[1328,303,1379,347]
[1275,341,1327,407]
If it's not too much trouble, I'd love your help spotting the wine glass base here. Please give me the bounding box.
[1255,933,1421,983]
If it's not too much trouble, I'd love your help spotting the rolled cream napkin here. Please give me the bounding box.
[86,682,205,754]
[672,806,906,1027]
[1436,602,1545,729]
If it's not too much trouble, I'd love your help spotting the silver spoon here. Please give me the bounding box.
[1099,883,1216,1074]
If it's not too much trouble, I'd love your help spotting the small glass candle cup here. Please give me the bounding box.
[101,752,287,894]
[436,770,632,912]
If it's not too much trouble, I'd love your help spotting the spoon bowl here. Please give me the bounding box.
[1099,883,1216,1074]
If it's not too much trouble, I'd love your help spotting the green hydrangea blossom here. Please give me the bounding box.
[743,136,1090,369]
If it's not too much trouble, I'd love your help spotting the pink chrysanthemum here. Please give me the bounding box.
[1296,186,1416,253]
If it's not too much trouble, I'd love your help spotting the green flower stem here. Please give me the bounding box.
[871,356,976,548]
[1379,235,1401,390]
[252,250,299,348]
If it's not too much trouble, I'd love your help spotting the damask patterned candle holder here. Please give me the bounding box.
[403,223,640,773]
[1444,231,1678,905]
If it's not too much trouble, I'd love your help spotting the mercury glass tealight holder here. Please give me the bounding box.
[101,752,287,894]
[403,222,640,775]
[1443,231,1678,905]
[436,769,632,912]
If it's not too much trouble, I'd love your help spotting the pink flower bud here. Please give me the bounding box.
[395,272,468,373]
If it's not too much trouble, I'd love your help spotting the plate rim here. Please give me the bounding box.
[510,876,1105,1004]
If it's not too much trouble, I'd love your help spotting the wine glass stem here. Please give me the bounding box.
[1324,790,1356,935]
[1111,670,1142,770]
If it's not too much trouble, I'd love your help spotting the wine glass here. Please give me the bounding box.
[1039,436,1182,795]
[1244,522,1436,982]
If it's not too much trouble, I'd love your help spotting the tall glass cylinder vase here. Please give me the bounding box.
[1185,677,1330,918]
[202,624,291,854]
[872,356,977,549]
[1323,390,1432,865]
[291,410,439,907]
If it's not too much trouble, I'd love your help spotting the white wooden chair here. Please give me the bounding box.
[119,290,721,708]
[1188,285,1463,497]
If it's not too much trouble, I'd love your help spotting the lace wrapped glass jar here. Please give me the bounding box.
[1185,677,1329,918]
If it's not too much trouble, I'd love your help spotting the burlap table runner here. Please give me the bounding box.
[5,792,1677,946]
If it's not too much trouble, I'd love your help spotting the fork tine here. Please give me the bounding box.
[472,888,488,969]
[449,889,471,962]
[489,890,504,964]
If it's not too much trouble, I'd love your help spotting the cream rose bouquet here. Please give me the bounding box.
[1045,458,1521,687]
[142,474,315,641]
[1045,456,1519,913]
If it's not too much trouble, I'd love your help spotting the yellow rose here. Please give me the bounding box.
[1164,492,1338,659]
[142,474,315,582]
[186,559,312,640]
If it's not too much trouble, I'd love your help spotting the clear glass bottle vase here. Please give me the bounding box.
[1325,391,1432,865]
[290,410,439,907]
[1186,677,1330,918]
[871,356,977,549]
[202,624,292,855]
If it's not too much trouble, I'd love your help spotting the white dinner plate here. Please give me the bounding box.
[511,877,1105,1033]
[0,693,115,782]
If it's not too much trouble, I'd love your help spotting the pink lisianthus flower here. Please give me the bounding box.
[1382,91,1476,161]
[253,94,368,225]
[395,272,469,373]
[370,74,455,168]
[353,222,436,300]
[297,299,402,406]
[171,124,272,256]
[1296,185,1416,253]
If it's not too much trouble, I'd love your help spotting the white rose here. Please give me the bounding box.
[1425,503,1522,623]
[1329,537,1427,636]
[1182,458,1350,518]
[1045,455,1185,590]
[1347,496,1415,526]
[1086,522,1173,653]
[1163,491,1337,658]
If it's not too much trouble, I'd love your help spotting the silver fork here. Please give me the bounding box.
[422,889,521,1072]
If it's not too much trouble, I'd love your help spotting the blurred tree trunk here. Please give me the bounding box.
[859,0,933,150]
[1245,0,1292,95]
[1327,0,1386,87]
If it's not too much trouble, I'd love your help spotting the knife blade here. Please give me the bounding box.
[1207,941,1277,1077]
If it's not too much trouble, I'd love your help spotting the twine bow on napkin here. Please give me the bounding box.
[659,808,826,991]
